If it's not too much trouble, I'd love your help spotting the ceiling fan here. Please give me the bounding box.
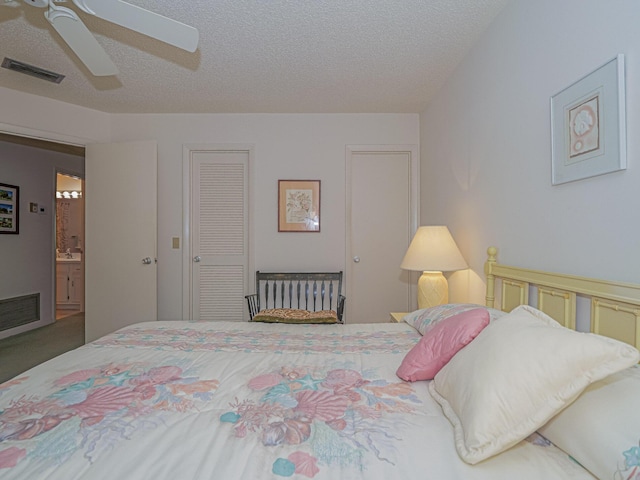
[13,0,199,76]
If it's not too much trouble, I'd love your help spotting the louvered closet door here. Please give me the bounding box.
[190,150,249,321]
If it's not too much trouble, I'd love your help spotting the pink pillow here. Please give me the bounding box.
[396,308,490,382]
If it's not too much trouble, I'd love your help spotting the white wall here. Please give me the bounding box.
[0,86,111,144]
[4,0,638,323]
[421,0,640,304]
[0,86,418,324]
[110,113,419,320]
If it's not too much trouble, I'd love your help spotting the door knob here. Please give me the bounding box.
[142,257,153,265]
[193,256,201,263]
[353,256,360,263]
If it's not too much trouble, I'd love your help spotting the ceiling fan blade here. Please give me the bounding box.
[73,0,199,53]
[45,5,118,76]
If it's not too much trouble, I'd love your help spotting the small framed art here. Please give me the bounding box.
[551,54,626,185]
[0,182,19,234]
[278,180,320,232]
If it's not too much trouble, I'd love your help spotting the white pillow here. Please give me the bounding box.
[403,303,504,335]
[538,364,640,479]
[429,305,640,465]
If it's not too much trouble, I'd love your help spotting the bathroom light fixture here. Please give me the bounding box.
[56,191,82,199]
[400,226,467,309]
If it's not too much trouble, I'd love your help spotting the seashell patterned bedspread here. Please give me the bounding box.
[0,321,594,479]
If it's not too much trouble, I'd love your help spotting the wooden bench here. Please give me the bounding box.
[245,271,345,322]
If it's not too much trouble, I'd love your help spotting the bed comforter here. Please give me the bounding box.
[0,321,594,479]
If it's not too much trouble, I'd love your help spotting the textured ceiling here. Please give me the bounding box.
[0,0,509,114]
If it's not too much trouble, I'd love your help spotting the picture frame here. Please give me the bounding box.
[0,182,19,234]
[551,54,626,185]
[278,180,320,232]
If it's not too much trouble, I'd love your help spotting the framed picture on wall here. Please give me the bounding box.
[0,182,19,234]
[278,180,320,232]
[551,54,626,185]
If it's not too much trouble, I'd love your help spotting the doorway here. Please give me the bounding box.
[55,172,85,320]
[0,132,85,339]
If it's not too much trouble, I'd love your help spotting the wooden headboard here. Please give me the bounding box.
[484,246,640,349]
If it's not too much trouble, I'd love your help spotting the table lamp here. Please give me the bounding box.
[400,226,467,309]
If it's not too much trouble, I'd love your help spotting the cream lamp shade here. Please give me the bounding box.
[400,226,467,309]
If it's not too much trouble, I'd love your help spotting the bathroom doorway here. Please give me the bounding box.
[55,172,85,320]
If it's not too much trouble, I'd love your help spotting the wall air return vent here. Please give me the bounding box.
[2,58,65,84]
[0,293,40,332]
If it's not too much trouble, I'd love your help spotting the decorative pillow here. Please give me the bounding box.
[403,303,504,335]
[429,305,640,465]
[538,364,640,480]
[253,308,338,324]
[396,308,490,382]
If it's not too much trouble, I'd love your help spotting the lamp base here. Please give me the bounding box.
[417,271,448,309]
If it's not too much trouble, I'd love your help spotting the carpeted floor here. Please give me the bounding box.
[0,312,85,384]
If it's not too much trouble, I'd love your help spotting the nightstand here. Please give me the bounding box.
[389,312,409,323]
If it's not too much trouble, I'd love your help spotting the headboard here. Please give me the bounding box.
[484,246,640,349]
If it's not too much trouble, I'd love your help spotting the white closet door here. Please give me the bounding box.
[346,146,418,323]
[186,148,250,321]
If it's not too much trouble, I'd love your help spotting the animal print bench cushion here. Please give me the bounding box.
[253,308,338,324]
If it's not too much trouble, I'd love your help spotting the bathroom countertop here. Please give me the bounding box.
[57,254,82,263]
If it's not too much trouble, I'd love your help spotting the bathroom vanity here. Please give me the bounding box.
[56,254,84,312]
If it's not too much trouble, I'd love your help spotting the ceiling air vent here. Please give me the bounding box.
[1,57,65,84]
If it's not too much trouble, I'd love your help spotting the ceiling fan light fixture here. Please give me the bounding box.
[1,57,65,83]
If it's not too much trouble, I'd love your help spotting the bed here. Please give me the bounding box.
[1,247,638,479]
